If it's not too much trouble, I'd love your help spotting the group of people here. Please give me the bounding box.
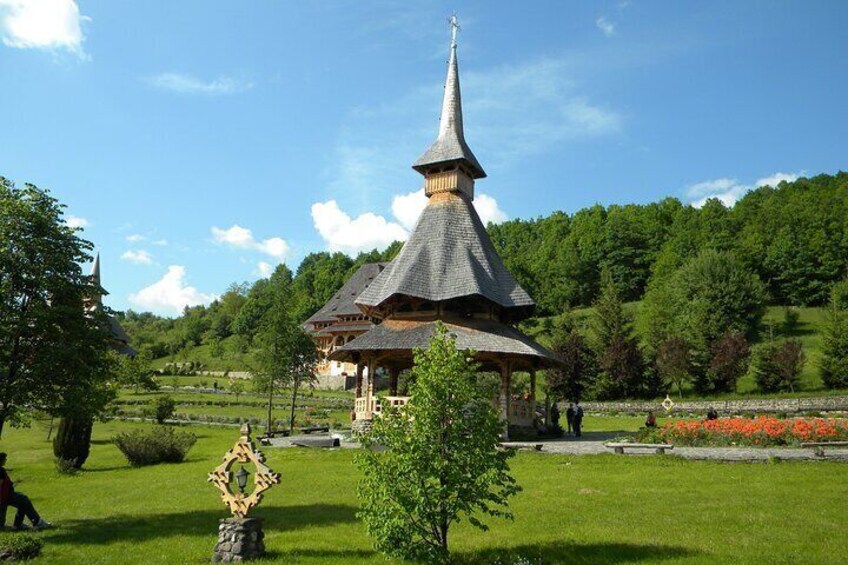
[0,452,52,531]
[550,401,585,437]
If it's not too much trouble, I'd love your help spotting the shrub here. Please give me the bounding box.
[113,426,197,466]
[153,395,177,424]
[0,533,43,560]
[783,307,800,333]
[821,279,848,389]
[706,330,750,393]
[753,340,805,393]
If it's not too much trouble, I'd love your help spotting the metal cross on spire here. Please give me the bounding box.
[449,13,460,48]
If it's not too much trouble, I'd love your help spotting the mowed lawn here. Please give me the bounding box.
[1,421,846,564]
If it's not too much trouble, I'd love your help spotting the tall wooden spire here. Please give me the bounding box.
[412,15,486,199]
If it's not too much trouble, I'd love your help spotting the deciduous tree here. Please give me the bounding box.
[356,324,520,564]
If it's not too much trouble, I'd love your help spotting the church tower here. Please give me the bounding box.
[330,16,560,437]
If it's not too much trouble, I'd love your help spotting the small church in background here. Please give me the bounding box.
[308,18,561,438]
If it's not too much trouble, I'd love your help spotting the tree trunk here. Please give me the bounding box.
[289,376,299,433]
[53,415,93,469]
[0,415,5,439]
[266,378,274,436]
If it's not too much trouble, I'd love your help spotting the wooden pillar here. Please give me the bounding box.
[355,362,364,398]
[366,359,375,415]
[499,361,512,440]
[388,367,399,396]
[529,367,537,427]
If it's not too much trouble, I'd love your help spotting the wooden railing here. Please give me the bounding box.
[356,396,535,426]
[355,396,410,420]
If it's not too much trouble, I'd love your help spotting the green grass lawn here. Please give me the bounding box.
[1,421,846,564]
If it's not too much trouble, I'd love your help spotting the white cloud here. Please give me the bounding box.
[126,234,144,243]
[755,172,800,189]
[391,189,428,231]
[0,0,88,58]
[463,59,621,166]
[255,261,273,277]
[474,193,509,225]
[129,265,215,315]
[121,249,153,265]
[152,239,168,246]
[147,73,253,96]
[390,189,507,231]
[596,16,616,37]
[211,225,290,259]
[65,214,88,229]
[311,200,408,255]
[314,189,508,255]
[687,171,802,208]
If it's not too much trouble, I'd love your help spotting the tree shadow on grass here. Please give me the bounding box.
[456,541,701,564]
[44,504,358,546]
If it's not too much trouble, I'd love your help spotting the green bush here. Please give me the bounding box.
[0,533,43,560]
[113,426,197,466]
[153,395,177,424]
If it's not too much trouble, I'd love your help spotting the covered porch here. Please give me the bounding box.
[331,318,560,438]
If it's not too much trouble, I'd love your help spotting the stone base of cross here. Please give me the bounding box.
[212,517,265,563]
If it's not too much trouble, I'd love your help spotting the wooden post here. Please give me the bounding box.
[366,359,375,416]
[355,362,364,398]
[499,361,511,440]
[529,367,537,428]
[388,367,399,396]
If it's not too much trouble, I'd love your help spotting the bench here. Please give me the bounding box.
[801,441,848,457]
[605,442,674,455]
[299,425,330,434]
[500,442,543,452]
[292,437,340,448]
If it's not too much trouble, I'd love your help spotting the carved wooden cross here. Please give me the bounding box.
[208,423,280,518]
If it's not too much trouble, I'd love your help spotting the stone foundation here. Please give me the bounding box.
[351,418,373,435]
[212,517,265,563]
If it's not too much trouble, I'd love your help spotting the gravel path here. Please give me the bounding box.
[270,432,848,462]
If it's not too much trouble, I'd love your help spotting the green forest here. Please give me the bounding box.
[120,172,848,399]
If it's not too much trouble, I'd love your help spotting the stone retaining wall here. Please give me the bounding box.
[575,395,848,414]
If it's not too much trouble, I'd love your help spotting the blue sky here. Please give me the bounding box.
[2,1,846,315]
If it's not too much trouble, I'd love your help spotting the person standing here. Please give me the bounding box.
[565,403,575,436]
[0,452,52,531]
[573,402,584,437]
[550,402,561,432]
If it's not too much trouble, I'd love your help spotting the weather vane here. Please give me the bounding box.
[449,13,460,47]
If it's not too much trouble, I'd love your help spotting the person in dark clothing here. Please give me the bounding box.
[565,403,575,436]
[573,402,584,437]
[0,453,52,531]
[706,407,719,421]
[645,411,657,428]
[550,402,561,430]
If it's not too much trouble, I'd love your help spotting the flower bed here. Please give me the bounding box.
[637,417,848,447]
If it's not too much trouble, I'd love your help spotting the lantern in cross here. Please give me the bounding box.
[208,423,280,517]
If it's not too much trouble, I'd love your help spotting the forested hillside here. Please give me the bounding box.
[491,171,848,313]
[121,172,848,392]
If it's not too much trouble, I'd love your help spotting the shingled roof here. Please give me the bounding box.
[355,192,534,314]
[305,262,388,326]
[330,318,558,367]
[412,31,485,179]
